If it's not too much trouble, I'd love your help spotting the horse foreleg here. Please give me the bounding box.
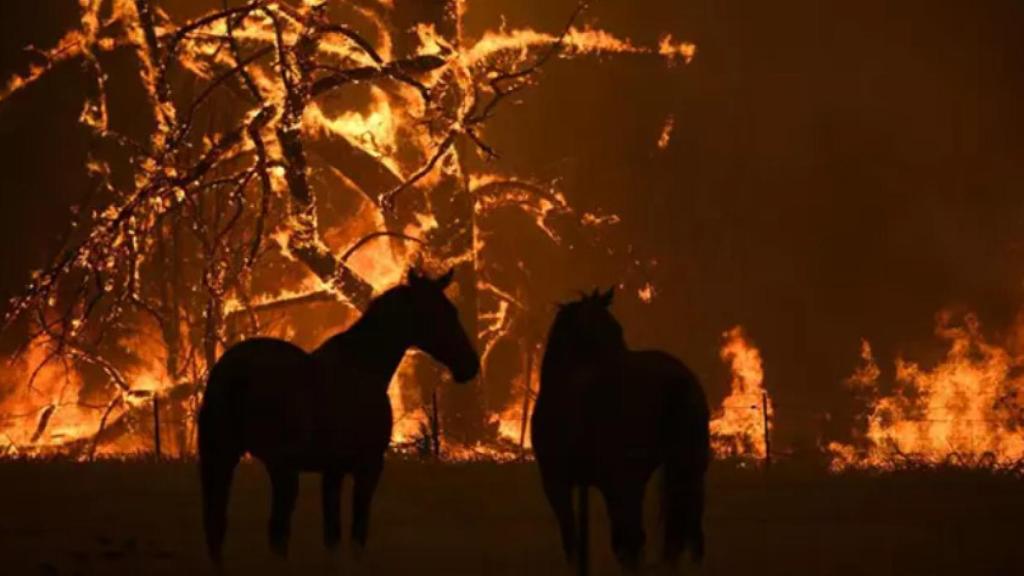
[577,485,591,576]
[602,485,646,574]
[350,462,382,558]
[321,470,344,550]
[268,467,299,557]
[540,471,577,564]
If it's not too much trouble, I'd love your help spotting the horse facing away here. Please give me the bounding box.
[531,288,710,574]
[198,268,479,565]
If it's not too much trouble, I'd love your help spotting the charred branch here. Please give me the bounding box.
[380,131,456,210]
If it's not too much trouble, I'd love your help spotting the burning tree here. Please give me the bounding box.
[0,0,695,458]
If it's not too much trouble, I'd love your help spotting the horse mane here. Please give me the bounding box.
[352,284,409,329]
[314,284,411,357]
[540,303,578,384]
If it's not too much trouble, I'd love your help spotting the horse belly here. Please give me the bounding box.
[320,391,393,461]
[242,394,316,464]
[220,342,317,463]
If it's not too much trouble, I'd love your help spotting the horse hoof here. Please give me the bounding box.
[322,550,342,576]
[648,561,680,576]
[269,542,289,559]
[351,541,367,563]
[265,552,292,576]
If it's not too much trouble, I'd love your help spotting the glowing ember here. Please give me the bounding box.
[637,282,656,303]
[658,34,697,65]
[657,114,675,150]
[829,312,1024,471]
[710,326,773,460]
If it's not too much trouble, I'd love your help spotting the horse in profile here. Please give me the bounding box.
[531,288,710,574]
[198,268,479,565]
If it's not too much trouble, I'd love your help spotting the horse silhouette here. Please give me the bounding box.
[198,268,479,565]
[531,288,710,574]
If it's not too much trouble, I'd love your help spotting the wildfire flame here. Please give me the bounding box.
[829,312,1024,471]
[711,326,773,460]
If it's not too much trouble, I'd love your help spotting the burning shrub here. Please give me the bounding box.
[830,312,1024,471]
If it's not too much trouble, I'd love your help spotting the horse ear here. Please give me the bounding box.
[600,286,615,307]
[436,267,455,289]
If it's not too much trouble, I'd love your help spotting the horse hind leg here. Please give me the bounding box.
[267,466,300,557]
[321,470,344,550]
[539,470,577,564]
[350,462,383,558]
[577,484,591,576]
[603,485,646,574]
[199,451,240,567]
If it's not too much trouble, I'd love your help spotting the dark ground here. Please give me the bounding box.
[0,460,1021,575]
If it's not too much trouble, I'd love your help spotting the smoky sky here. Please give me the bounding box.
[2,0,1023,449]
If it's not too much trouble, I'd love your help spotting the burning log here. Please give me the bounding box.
[30,405,56,444]
[89,396,124,462]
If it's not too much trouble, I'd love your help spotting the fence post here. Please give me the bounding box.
[518,344,535,459]
[153,393,162,460]
[430,388,441,459]
[761,390,771,468]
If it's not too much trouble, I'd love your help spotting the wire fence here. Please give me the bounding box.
[6,382,1024,474]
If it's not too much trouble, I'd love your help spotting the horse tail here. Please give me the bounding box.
[198,360,243,567]
[662,368,711,565]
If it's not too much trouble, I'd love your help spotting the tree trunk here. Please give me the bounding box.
[392,0,487,444]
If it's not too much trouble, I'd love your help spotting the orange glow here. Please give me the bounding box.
[388,353,429,445]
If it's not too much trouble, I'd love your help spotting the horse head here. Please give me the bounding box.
[406,267,480,383]
[549,287,626,361]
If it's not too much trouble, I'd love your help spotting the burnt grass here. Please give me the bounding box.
[1,459,1022,575]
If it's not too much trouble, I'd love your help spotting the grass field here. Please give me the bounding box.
[1,459,1022,575]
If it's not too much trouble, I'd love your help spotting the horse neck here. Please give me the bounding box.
[316,292,412,388]
[541,316,630,393]
[540,319,569,383]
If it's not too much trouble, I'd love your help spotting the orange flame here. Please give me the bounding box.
[830,312,1024,471]
[657,115,675,150]
[711,326,773,460]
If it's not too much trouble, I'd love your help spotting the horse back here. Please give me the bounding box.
[558,350,708,475]
[533,348,707,480]
[204,338,319,461]
[627,349,709,418]
[208,337,313,393]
